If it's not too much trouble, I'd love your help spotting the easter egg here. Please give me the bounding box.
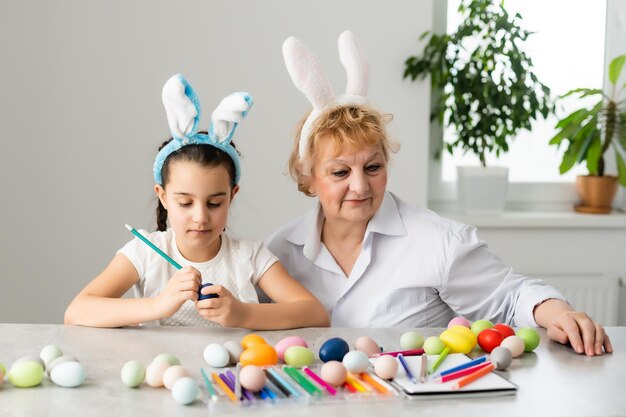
[50,361,86,388]
[203,343,230,368]
[145,360,171,387]
[440,325,477,354]
[198,282,219,300]
[342,350,369,373]
[223,340,244,365]
[477,328,504,353]
[240,344,278,367]
[319,338,350,363]
[239,365,266,392]
[163,365,190,390]
[46,355,78,376]
[400,331,424,350]
[12,356,45,370]
[320,361,347,386]
[121,360,146,388]
[448,317,471,328]
[500,335,525,358]
[40,345,63,367]
[471,319,494,336]
[423,336,446,355]
[373,355,398,380]
[8,360,44,388]
[516,327,540,352]
[493,323,516,339]
[153,353,181,367]
[241,334,267,350]
[0,363,5,387]
[171,377,198,405]
[284,346,314,368]
[490,346,513,370]
[354,336,380,357]
[275,336,308,362]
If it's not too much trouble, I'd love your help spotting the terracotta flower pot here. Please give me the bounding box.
[574,175,618,214]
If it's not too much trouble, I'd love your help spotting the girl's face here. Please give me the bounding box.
[308,139,388,227]
[155,160,238,261]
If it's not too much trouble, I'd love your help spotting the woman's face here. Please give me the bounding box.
[309,138,388,227]
[155,160,238,261]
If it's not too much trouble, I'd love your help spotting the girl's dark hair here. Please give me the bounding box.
[156,136,239,231]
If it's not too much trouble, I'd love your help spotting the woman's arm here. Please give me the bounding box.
[195,262,330,329]
[64,254,201,327]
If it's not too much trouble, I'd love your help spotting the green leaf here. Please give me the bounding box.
[617,152,626,187]
[585,136,602,174]
[608,55,626,86]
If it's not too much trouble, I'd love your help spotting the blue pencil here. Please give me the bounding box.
[397,354,417,384]
[125,224,182,269]
[436,355,488,378]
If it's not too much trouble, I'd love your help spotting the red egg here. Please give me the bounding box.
[493,323,515,339]
[477,328,504,353]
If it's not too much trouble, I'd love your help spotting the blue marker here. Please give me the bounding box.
[398,353,417,384]
[436,355,487,378]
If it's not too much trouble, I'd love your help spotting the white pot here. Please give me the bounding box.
[457,166,509,214]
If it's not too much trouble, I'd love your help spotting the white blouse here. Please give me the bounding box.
[266,191,565,328]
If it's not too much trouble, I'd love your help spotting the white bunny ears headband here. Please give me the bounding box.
[153,74,253,185]
[282,30,370,159]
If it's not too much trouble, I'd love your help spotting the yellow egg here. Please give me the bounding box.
[440,327,474,354]
[240,344,278,366]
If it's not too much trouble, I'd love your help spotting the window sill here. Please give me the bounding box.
[429,203,626,229]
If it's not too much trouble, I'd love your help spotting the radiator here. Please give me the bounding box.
[538,275,621,326]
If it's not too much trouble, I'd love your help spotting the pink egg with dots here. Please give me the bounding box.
[274,336,308,362]
[448,317,471,329]
[320,361,347,386]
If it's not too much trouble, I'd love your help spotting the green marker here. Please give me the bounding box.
[125,224,182,269]
[429,346,451,375]
[283,366,322,396]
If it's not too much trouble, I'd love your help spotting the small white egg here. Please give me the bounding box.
[171,377,198,405]
[50,361,86,388]
[203,343,230,368]
[223,340,244,365]
[145,360,171,387]
[342,350,369,373]
[46,355,78,376]
[40,345,63,367]
[121,360,146,388]
[163,365,190,390]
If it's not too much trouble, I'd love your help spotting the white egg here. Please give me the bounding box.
[46,355,78,376]
[171,377,198,405]
[163,365,190,390]
[203,343,230,368]
[50,361,86,388]
[145,360,171,387]
[40,345,63,367]
[342,350,369,373]
[223,340,244,365]
[374,355,398,380]
[500,335,525,358]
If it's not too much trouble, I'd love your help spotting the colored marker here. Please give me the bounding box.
[419,354,427,383]
[125,224,182,269]
[359,372,389,394]
[436,355,487,378]
[302,366,337,396]
[451,363,495,390]
[199,368,218,402]
[211,372,237,402]
[429,346,450,374]
[372,348,425,358]
[283,366,322,396]
[434,362,492,384]
[346,373,370,393]
[264,378,287,399]
[397,354,417,384]
[266,368,300,397]
[225,370,254,401]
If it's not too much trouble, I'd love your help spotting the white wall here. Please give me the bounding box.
[0,0,433,323]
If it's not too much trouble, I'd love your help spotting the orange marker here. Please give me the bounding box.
[359,372,389,394]
[211,372,238,402]
[451,363,495,390]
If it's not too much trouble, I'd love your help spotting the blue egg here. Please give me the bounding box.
[198,283,219,300]
[319,337,350,363]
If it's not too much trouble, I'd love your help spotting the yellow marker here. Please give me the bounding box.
[346,373,369,393]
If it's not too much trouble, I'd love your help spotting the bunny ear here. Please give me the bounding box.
[209,92,253,144]
[162,74,201,142]
[338,30,369,97]
[282,36,335,110]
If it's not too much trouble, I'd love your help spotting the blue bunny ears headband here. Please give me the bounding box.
[153,74,253,185]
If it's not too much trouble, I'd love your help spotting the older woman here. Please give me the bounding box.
[266,32,612,356]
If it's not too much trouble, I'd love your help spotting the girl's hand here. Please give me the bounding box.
[195,285,250,327]
[154,266,201,318]
[546,310,613,356]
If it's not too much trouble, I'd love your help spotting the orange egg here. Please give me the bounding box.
[240,344,278,367]
[241,334,267,350]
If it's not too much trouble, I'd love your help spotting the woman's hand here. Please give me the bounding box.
[195,285,250,327]
[154,266,201,319]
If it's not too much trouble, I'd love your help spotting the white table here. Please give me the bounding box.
[0,324,623,416]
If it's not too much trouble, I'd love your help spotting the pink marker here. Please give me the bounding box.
[302,366,337,396]
[372,348,425,358]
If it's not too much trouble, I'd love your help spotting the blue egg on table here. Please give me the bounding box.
[198,283,219,300]
[319,337,350,363]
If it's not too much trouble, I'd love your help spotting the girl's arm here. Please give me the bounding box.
[196,262,330,329]
[64,254,201,328]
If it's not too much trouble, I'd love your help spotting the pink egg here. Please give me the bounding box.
[374,355,398,380]
[239,365,266,393]
[320,361,347,386]
[274,336,308,362]
[162,365,190,390]
[145,360,171,387]
[448,317,471,328]
[354,336,380,357]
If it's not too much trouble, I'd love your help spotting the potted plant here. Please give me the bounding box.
[549,54,626,214]
[404,0,553,214]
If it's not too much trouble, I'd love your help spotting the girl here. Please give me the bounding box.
[65,74,330,329]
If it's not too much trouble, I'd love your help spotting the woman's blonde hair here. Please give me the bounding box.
[288,104,399,196]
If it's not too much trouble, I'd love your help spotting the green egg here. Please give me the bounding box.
[121,360,146,388]
[423,336,446,355]
[400,331,424,350]
[470,319,494,336]
[284,346,314,368]
[153,354,180,366]
[8,361,44,388]
[0,363,6,375]
[516,327,540,352]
